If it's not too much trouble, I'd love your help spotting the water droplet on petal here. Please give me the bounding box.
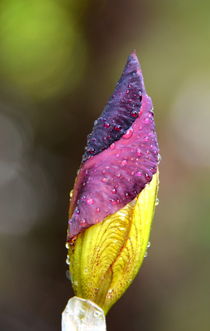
[121,160,127,166]
[147,241,151,248]
[131,110,138,118]
[155,198,159,206]
[136,171,142,177]
[143,136,149,142]
[137,148,142,157]
[143,117,150,124]
[80,219,86,226]
[66,255,70,265]
[145,173,152,181]
[122,128,133,139]
[75,207,80,214]
[101,177,108,183]
[87,147,95,154]
[111,199,120,205]
[112,188,117,194]
[96,207,100,213]
[69,190,73,198]
[114,124,121,131]
[110,143,115,150]
[65,242,70,249]
[103,121,110,128]
[144,251,148,258]
[158,154,162,163]
[87,198,94,205]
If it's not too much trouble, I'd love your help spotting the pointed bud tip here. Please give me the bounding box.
[127,51,141,70]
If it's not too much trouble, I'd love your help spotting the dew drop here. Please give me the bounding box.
[66,255,70,265]
[144,251,148,258]
[69,190,73,198]
[87,147,95,154]
[80,219,86,226]
[143,117,150,124]
[101,177,108,183]
[122,128,133,139]
[103,121,110,128]
[96,207,100,213]
[121,160,127,166]
[86,198,94,205]
[112,188,117,194]
[158,154,162,163]
[131,110,138,118]
[136,171,142,177]
[74,207,80,215]
[110,143,115,150]
[137,148,142,157]
[155,198,159,206]
[65,242,70,249]
[114,124,121,131]
[145,173,152,181]
[147,241,151,248]
[143,136,149,142]
[111,199,120,205]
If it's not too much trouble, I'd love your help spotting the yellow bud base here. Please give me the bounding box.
[68,172,159,314]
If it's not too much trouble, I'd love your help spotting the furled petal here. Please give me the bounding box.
[68,171,159,314]
[68,52,159,240]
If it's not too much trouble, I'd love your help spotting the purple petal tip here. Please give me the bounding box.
[67,53,159,240]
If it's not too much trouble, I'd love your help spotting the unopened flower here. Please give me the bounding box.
[66,52,159,314]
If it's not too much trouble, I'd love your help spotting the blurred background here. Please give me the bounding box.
[0,0,210,330]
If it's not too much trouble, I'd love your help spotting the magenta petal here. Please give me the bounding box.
[82,52,144,162]
[68,53,159,240]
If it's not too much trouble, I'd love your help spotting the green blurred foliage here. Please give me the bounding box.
[0,0,87,99]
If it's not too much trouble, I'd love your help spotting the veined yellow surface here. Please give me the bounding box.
[68,171,159,314]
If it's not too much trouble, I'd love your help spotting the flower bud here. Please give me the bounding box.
[66,52,159,314]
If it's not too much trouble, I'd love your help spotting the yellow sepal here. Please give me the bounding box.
[68,171,159,314]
